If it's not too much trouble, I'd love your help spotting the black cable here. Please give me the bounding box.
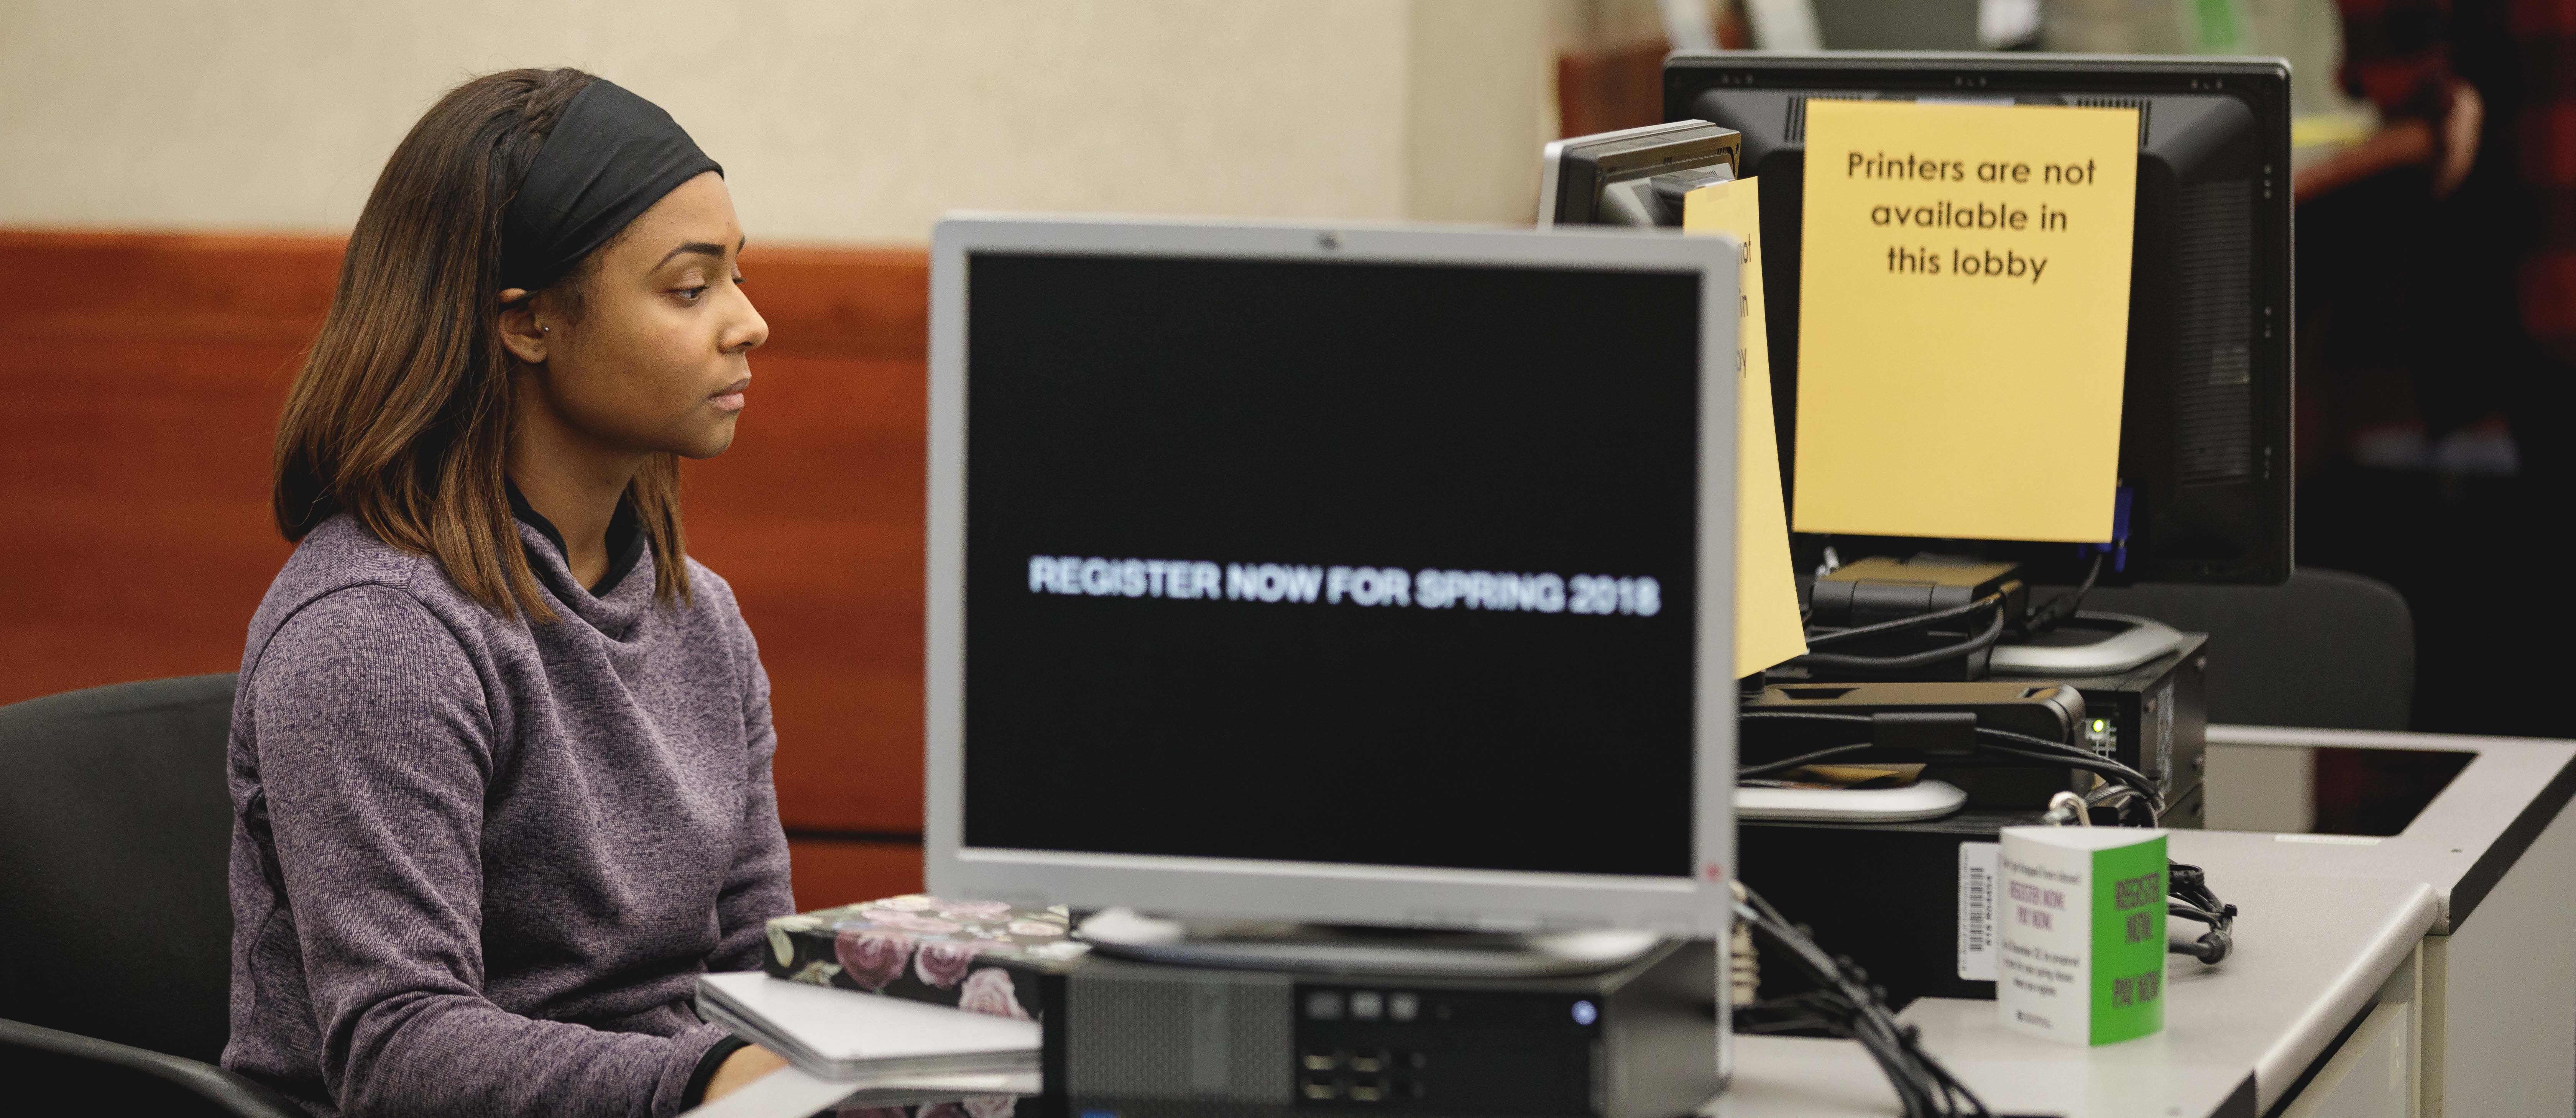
[1805,592,2005,649]
[2169,915,2234,962]
[2169,901,2228,924]
[1734,885,1992,1117]
[1741,711,1874,728]
[1973,747,2161,805]
[1967,726,2162,807]
[1738,711,2162,809]
[1738,742,1883,778]
[2022,553,2104,635]
[1735,990,1854,1035]
[2166,862,2238,964]
[2084,782,2161,827]
[1792,607,2006,670]
[1740,900,1943,1114]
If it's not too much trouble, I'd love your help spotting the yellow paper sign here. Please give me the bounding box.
[1792,100,2139,543]
[1682,177,1809,676]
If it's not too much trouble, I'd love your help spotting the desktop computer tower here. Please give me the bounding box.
[1736,634,2208,1006]
[2045,632,2209,809]
[1049,942,1717,1118]
[1737,783,2202,1009]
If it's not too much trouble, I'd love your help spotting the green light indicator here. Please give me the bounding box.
[2091,719,2108,732]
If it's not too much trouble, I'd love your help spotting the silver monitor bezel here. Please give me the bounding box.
[925,214,1741,937]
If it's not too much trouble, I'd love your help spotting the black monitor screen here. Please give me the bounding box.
[962,252,1704,878]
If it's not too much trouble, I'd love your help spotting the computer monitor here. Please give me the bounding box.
[924,216,1741,937]
[1660,52,2293,585]
[1538,121,1742,228]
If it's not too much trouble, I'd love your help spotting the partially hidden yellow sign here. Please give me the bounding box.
[1681,177,1807,676]
[1793,100,2139,543]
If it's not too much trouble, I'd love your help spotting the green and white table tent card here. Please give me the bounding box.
[1996,825,2168,1045]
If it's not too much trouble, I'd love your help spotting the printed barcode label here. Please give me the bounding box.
[1958,841,1998,980]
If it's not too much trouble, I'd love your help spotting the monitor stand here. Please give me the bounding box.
[1988,611,2189,676]
[1076,908,1665,977]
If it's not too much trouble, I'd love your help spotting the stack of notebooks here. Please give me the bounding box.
[693,971,1040,1081]
[689,896,1076,1114]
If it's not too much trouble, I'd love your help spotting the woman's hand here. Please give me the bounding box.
[702,1044,792,1103]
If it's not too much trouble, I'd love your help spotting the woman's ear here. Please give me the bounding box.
[498,288,549,364]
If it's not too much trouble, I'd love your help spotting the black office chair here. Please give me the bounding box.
[0,674,301,1117]
[2068,567,2415,731]
[0,1016,301,1116]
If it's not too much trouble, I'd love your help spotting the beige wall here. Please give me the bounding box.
[0,0,1610,244]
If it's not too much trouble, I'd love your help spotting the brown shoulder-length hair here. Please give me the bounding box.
[274,67,690,621]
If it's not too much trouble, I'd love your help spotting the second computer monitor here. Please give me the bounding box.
[1666,52,2293,585]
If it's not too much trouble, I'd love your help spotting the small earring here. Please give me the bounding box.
[540,325,550,333]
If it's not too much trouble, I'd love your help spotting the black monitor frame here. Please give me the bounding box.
[1664,52,2293,585]
[1539,120,1743,227]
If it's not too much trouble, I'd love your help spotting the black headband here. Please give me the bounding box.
[500,77,721,292]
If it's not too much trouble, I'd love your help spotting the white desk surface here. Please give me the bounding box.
[1707,868,2438,1118]
[1705,725,2575,1118]
[718,726,2571,1118]
[2192,725,2576,934]
[728,860,2433,1118]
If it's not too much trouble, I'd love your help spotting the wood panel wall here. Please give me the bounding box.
[1551,20,1746,143]
[0,230,930,911]
[1555,39,1673,140]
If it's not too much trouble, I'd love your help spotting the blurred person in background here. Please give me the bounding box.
[2295,0,2573,740]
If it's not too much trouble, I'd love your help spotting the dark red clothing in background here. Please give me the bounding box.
[2338,0,2576,352]
[2298,1,2573,741]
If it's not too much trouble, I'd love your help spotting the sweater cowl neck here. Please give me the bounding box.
[511,518,656,640]
[502,481,655,639]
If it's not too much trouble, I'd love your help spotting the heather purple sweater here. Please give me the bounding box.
[221,514,794,1117]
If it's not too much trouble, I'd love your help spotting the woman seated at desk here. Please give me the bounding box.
[223,67,794,1115]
